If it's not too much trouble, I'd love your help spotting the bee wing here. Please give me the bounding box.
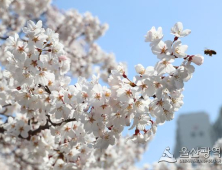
[203,47,208,52]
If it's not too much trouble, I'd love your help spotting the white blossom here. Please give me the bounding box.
[171,22,191,37]
[145,26,163,45]
[190,54,204,66]
[0,0,14,9]
[0,7,206,169]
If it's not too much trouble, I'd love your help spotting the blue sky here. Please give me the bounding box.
[54,0,222,166]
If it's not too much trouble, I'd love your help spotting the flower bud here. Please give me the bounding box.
[59,55,68,62]
[191,54,204,66]
[135,64,145,75]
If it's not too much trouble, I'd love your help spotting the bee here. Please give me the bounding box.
[204,49,216,56]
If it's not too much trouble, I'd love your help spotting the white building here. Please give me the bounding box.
[212,107,222,143]
[174,112,214,158]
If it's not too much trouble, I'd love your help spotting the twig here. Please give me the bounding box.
[0,36,8,40]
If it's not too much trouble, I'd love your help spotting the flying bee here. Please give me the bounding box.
[204,49,216,56]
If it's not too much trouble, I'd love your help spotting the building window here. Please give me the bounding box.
[199,131,204,137]
[191,132,196,137]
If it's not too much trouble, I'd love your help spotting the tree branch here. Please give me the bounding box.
[20,116,76,140]
[0,113,76,140]
[46,115,76,126]
[2,104,12,108]
[0,36,8,40]
[0,126,6,134]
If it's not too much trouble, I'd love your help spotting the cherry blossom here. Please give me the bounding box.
[0,2,207,169]
[145,26,163,45]
[0,0,14,9]
[171,22,191,37]
[190,54,204,66]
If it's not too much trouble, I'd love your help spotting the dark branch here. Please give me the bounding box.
[2,104,12,108]
[20,116,76,140]
[44,86,51,94]
[38,84,51,94]
[46,115,76,127]
[0,126,6,134]
[0,36,8,40]
[0,104,12,116]
[0,114,76,140]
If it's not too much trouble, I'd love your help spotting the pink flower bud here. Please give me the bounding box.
[59,55,68,62]
[191,54,204,66]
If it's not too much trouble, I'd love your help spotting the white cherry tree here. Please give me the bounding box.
[0,0,206,170]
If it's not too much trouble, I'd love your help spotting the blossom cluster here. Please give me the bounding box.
[46,6,120,81]
[0,0,120,82]
[0,0,51,36]
[0,1,206,169]
[0,0,14,9]
[0,18,204,169]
